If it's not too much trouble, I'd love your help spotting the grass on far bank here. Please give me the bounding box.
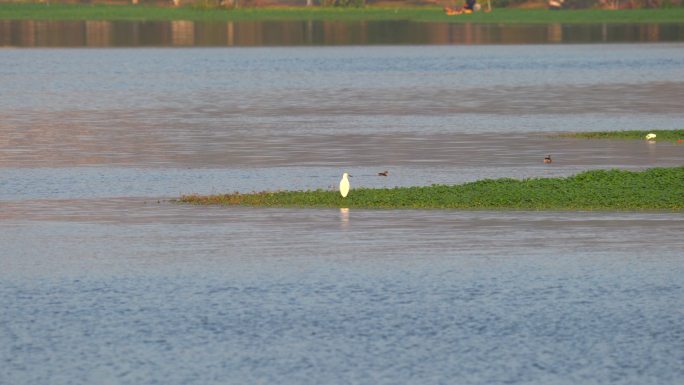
[1,3,684,23]
[561,129,684,143]
[179,167,684,210]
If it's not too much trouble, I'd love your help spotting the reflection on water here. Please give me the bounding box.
[2,199,684,275]
[340,207,350,229]
[1,41,683,384]
[1,197,683,385]
[1,199,682,385]
[1,20,683,47]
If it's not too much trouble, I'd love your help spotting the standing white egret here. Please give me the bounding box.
[645,133,656,140]
[339,172,350,198]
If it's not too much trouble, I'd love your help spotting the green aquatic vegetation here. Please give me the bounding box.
[560,129,684,143]
[1,4,684,23]
[179,167,684,210]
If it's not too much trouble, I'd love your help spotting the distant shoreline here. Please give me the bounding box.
[2,3,684,23]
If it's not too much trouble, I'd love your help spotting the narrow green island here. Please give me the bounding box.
[561,129,684,143]
[180,167,684,210]
[1,3,684,23]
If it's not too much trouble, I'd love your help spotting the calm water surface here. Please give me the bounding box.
[1,44,683,384]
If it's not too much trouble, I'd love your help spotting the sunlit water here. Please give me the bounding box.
[1,44,683,385]
[2,20,684,47]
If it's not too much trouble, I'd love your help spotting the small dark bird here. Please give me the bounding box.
[543,155,552,164]
[378,170,389,176]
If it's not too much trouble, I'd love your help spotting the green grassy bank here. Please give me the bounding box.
[179,167,684,210]
[1,3,684,23]
[561,129,684,143]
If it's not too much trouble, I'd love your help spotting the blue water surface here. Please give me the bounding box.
[1,44,683,385]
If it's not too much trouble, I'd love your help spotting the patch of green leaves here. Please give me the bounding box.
[180,166,684,210]
[560,129,684,143]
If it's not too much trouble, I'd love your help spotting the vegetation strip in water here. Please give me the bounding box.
[180,167,684,210]
[1,4,684,23]
[561,129,684,143]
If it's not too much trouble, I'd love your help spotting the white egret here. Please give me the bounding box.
[339,173,350,198]
[645,133,656,140]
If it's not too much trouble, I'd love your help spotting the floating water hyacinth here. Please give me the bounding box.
[560,130,683,143]
[179,167,684,210]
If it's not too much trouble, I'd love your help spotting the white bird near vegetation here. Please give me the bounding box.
[645,133,657,140]
[339,173,350,198]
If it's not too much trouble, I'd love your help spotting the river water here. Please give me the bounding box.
[1,41,684,384]
[2,20,684,47]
